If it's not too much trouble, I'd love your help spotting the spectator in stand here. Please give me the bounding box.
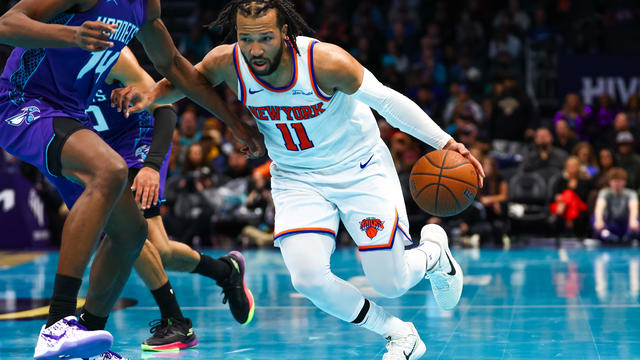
[381,39,410,75]
[625,93,640,127]
[550,156,592,237]
[585,93,619,140]
[413,47,447,87]
[614,131,640,189]
[520,127,568,173]
[182,143,207,175]
[527,7,557,47]
[554,119,578,154]
[554,93,588,136]
[593,168,639,243]
[488,76,535,141]
[415,86,438,119]
[389,132,418,171]
[492,0,530,35]
[178,25,212,64]
[442,84,483,127]
[478,156,509,245]
[179,107,202,148]
[167,128,183,178]
[601,112,637,151]
[488,23,521,60]
[595,148,617,190]
[572,142,599,179]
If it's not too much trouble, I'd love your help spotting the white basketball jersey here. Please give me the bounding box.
[233,36,380,171]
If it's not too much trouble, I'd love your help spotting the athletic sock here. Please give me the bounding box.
[418,241,443,271]
[150,281,184,320]
[77,307,108,330]
[354,299,411,339]
[46,273,82,328]
[191,254,232,282]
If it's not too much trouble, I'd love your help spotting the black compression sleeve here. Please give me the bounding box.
[144,106,177,171]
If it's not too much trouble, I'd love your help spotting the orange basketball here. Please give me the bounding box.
[409,149,478,217]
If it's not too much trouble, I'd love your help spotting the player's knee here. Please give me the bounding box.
[92,156,128,194]
[116,215,148,254]
[290,268,331,298]
[369,279,407,299]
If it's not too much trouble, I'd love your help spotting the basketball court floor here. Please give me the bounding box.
[1,246,639,359]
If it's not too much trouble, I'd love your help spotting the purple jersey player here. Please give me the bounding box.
[0,0,263,359]
[75,47,256,352]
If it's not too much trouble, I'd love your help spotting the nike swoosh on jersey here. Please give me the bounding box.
[248,88,264,94]
[360,154,374,169]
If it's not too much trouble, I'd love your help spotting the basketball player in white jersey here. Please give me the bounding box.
[112,1,485,358]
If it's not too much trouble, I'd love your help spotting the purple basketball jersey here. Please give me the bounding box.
[0,0,147,119]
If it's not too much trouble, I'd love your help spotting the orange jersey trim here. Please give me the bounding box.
[308,41,332,102]
[273,227,336,241]
[233,44,247,105]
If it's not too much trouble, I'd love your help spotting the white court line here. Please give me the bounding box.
[130,304,640,311]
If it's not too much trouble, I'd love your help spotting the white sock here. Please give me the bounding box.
[357,300,411,339]
[417,240,442,270]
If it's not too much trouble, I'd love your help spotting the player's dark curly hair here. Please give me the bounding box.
[207,0,314,55]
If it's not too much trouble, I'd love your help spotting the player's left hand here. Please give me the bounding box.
[132,167,160,210]
[443,139,485,188]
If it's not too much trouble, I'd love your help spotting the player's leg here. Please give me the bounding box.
[34,118,145,360]
[134,238,198,352]
[146,214,254,325]
[132,156,255,325]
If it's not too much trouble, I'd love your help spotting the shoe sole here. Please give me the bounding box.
[35,332,112,360]
[141,337,199,352]
[423,225,463,310]
[228,251,256,325]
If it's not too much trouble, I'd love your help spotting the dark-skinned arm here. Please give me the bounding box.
[0,0,116,51]
[134,0,263,157]
[106,46,176,209]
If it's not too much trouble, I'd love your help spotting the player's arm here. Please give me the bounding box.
[129,44,235,108]
[0,0,116,51]
[593,195,606,232]
[107,46,178,208]
[132,0,263,157]
[629,194,639,231]
[312,42,485,185]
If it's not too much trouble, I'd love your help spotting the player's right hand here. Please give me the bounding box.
[74,21,118,52]
[235,124,266,159]
[110,86,152,118]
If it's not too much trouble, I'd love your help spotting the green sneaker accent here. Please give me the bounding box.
[230,258,241,273]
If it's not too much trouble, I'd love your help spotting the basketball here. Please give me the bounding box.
[409,149,478,217]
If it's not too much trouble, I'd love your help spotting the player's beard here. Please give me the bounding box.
[246,40,285,76]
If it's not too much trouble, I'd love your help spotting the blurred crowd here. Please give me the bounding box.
[3,0,640,248]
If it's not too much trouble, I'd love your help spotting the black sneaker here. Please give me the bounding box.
[217,251,255,325]
[141,317,198,352]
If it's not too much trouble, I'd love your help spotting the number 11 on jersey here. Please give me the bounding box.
[276,122,314,151]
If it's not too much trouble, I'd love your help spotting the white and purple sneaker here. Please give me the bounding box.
[33,316,113,360]
[83,350,129,359]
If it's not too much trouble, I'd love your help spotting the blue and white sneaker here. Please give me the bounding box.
[420,224,463,310]
[33,316,112,360]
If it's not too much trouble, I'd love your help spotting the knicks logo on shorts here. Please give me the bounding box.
[360,217,384,239]
[5,106,40,126]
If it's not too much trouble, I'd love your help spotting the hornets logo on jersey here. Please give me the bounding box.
[5,106,40,126]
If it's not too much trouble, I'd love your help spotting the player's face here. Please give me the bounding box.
[237,9,287,76]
